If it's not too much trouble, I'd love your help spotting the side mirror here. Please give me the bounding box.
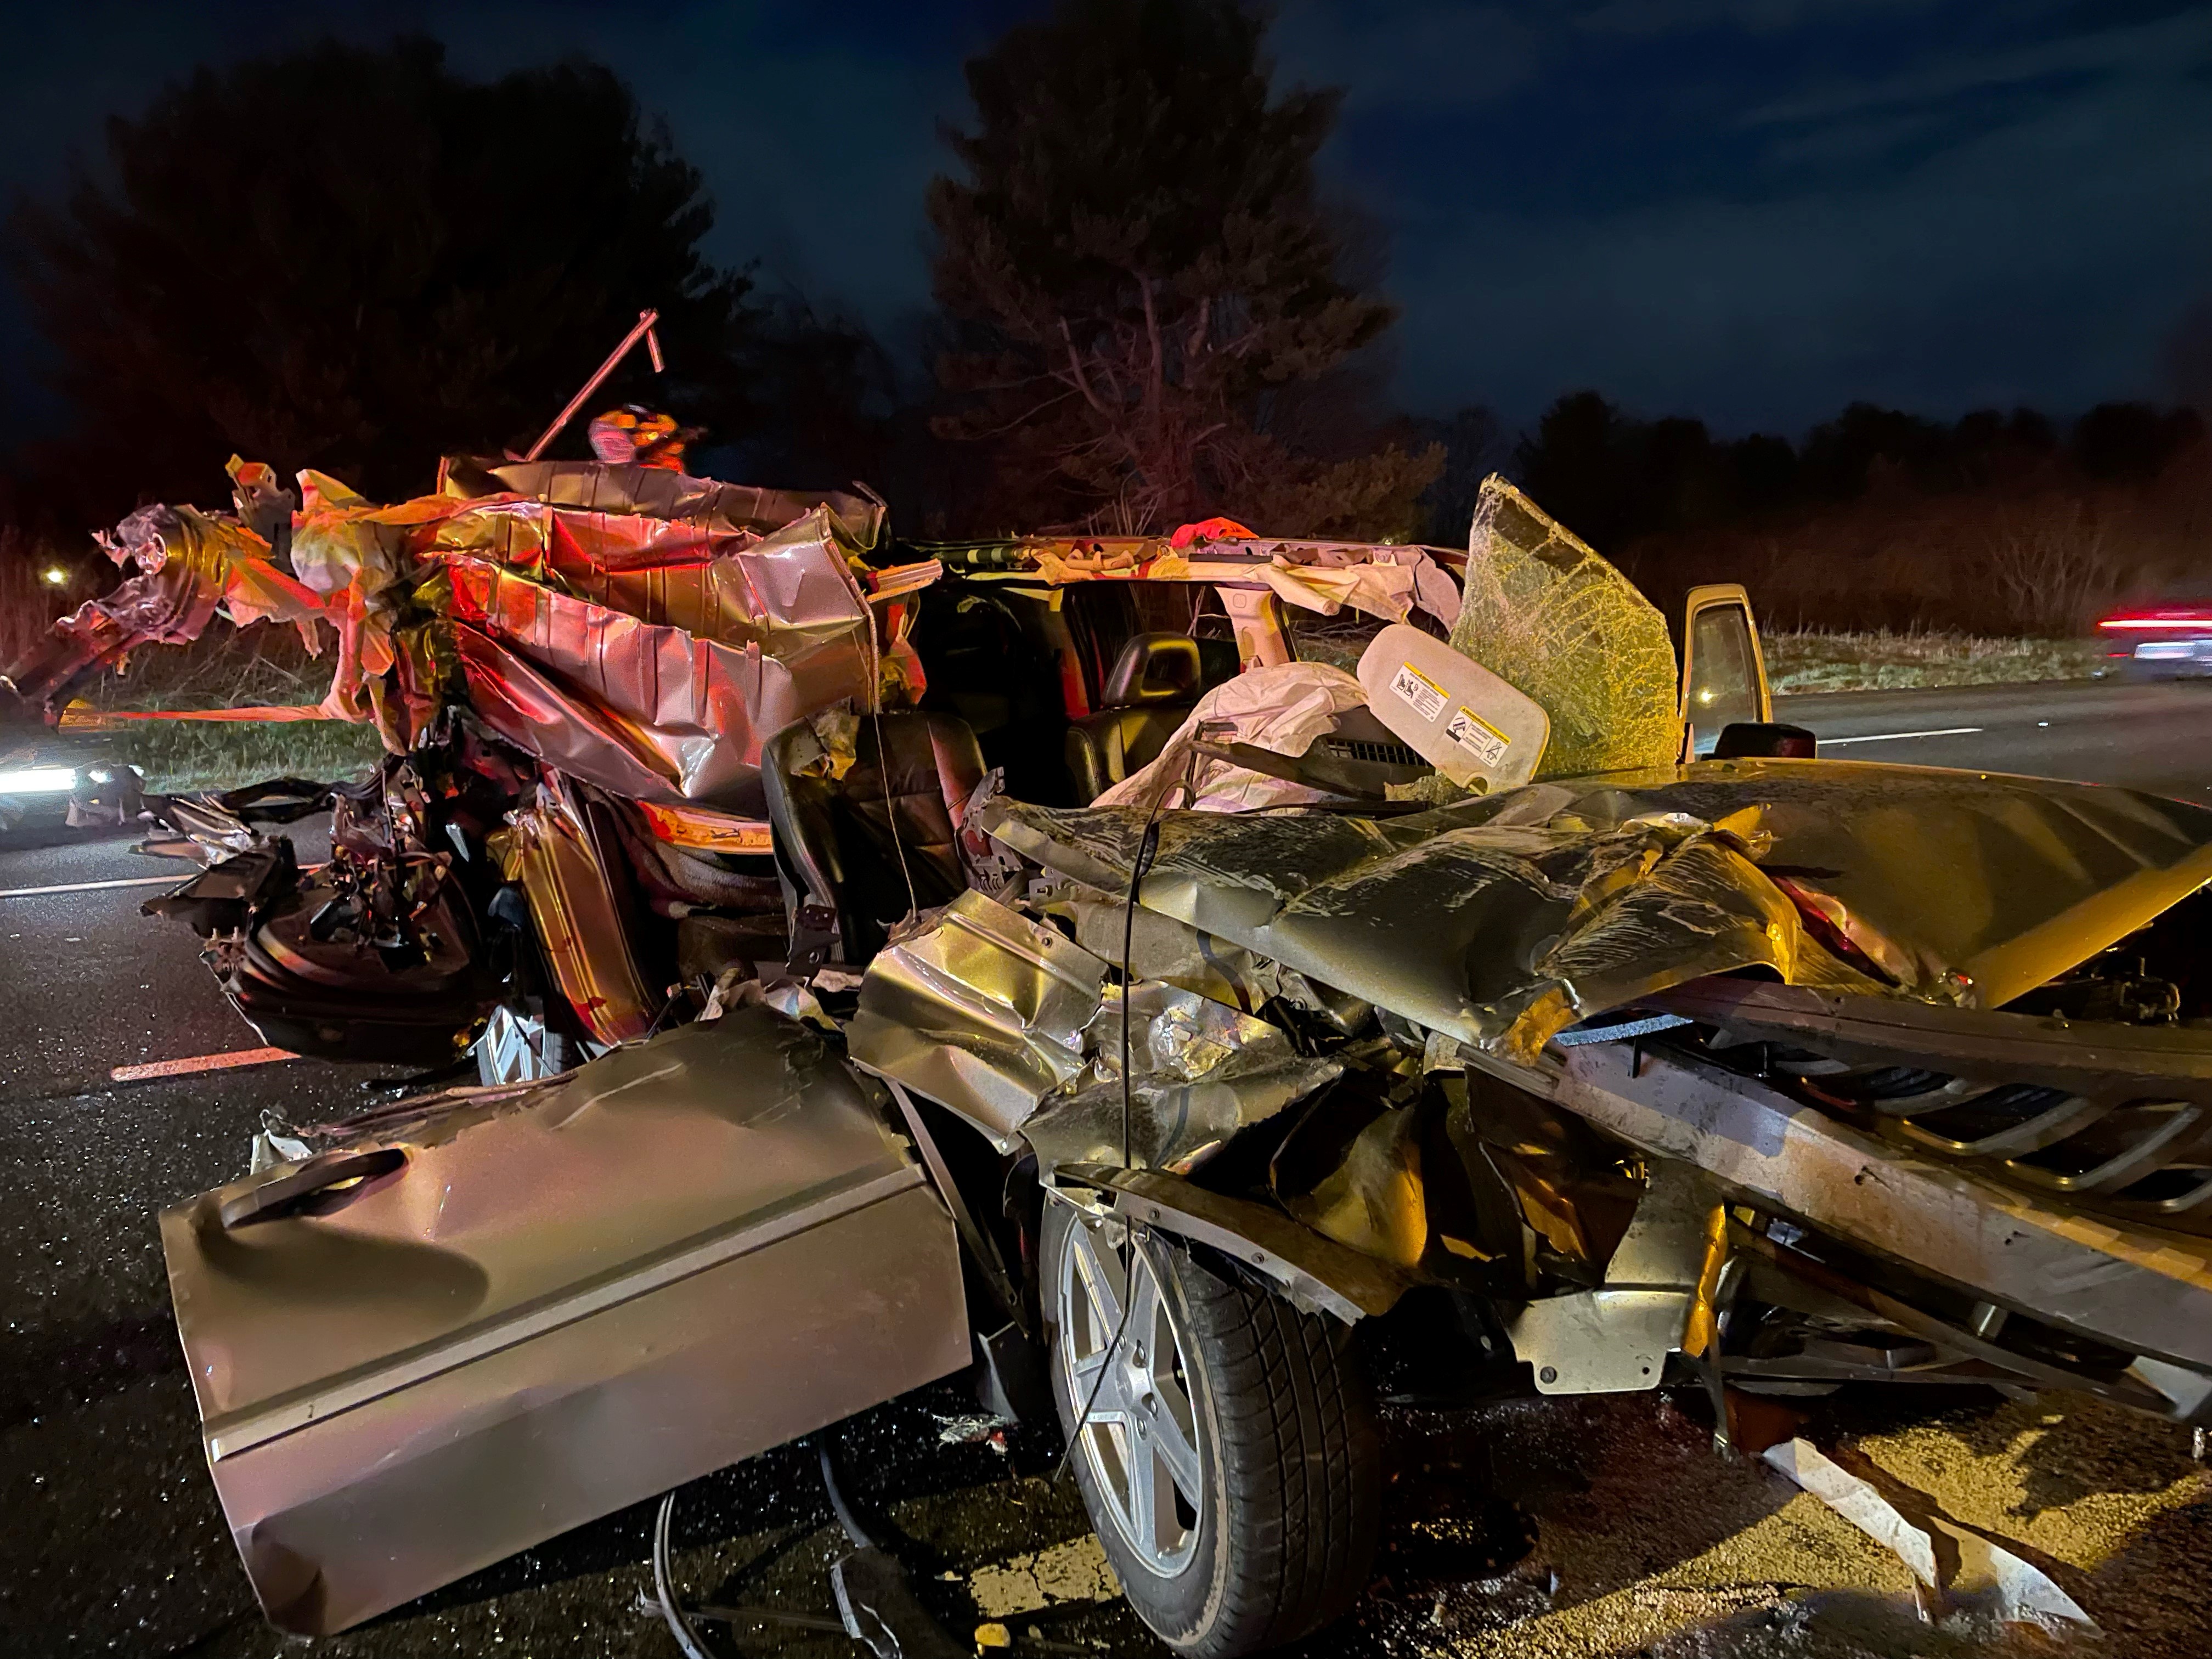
[1712,721,1814,759]
[1679,585,1771,760]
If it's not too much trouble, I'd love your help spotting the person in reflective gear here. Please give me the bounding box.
[587,405,692,470]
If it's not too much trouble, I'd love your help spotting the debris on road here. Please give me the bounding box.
[1761,1437,2095,1633]
[935,1412,1015,1451]
[964,1536,1121,1622]
[108,1043,294,1082]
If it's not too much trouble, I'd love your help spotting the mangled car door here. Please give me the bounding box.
[160,1005,969,1635]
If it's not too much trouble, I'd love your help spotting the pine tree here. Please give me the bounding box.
[928,0,1435,535]
[13,38,756,512]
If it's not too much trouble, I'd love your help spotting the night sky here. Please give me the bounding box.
[1,0,2206,443]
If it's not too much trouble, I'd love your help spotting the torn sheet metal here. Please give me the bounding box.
[1506,1161,1717,1393]
[1021,983,1342,1175]
[432,555,846,806]
[1093,662,1373,813]
[1440,1069,1644,1282]
[13,461,916,806]
[437,457,887,552]
[288,472,413,597]
[852,891,1341,1171]
[3,504,325,705]
[1263,1063,1639,1291]
[848,890,1109,1149]
[160,1007,969,1635]
[1271,1091,1430,1270]
[983,761,2212,1059]
[421,504,876,670]
[94,504,325,633]
[1554,1033,2212,1379]
[415,502,886,805]
[1054,1165,1412,1323]
[1762,1439,2095,1632]
[1048,885,1328,1017]
[496,776,659,1045]
[1444,476,1678,780]
[986,797,1877,1063]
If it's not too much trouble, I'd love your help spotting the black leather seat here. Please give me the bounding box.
[1064,633,1204,803]
[761,710,985,971]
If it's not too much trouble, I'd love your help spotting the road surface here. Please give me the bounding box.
[3,683,2209,1658]
[1776,677,2212,804]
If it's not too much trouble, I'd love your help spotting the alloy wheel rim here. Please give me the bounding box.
[1057,1217,1206,1577]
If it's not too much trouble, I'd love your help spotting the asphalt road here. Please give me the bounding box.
[1775,676,2212,805]
[4,682,2211,1659]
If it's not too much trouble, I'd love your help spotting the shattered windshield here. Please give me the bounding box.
[1447,477,1680,779]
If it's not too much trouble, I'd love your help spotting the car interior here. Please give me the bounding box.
[761,709,986,970]
[1062,630,1205,801]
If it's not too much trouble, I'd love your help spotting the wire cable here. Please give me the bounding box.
[1119,816,1163,1171]
[1118,749,1190,1169]
[651,1491,718,1659]
[869,702,921,927]
[857,575,921,931]
[816,1437,877,1549]
[1060,748,1186,1487]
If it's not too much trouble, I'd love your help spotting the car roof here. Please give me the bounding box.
[922,534,1466,586]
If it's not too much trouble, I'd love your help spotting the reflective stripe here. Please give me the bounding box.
[111,1047,295,1082]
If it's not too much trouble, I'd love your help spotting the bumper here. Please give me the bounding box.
[1545,1038,2212,1415]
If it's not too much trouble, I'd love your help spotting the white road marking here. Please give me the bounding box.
[0,874,183,899]
[1820,726,1984,746]
[111,1046,296,1082]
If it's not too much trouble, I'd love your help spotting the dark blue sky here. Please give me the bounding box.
[2,1,2207,438]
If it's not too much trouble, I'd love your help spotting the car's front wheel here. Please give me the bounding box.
[1039,1195,1380,1657]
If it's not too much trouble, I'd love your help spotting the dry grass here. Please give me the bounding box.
[1764,628,2109,695]
[86,625,387,792]
[114,718,388,793]
[2,584,387,791]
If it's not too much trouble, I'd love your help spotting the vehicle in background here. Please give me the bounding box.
[0,727,143,837]
[2097,604,2212,680]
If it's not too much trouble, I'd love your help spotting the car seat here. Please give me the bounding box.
[761,710,986,972]
[1063,633,1204,803]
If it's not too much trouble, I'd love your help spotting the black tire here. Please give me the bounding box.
[1040,1199,1380,1657]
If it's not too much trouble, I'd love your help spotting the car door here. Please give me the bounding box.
[1679,584,1772,759]
[161,1008,970,1634]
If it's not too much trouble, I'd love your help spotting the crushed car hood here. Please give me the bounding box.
[983,759,2212,1061]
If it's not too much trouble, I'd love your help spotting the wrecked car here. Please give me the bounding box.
[12,463,2212,1658]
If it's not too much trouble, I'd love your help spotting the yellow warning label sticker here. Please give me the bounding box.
[1389,662,1446,722]
[1446,706,1509,766]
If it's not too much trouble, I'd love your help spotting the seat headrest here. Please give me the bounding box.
[1102,633,1203,708]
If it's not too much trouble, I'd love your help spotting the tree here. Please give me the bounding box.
[927,0,1435,535]
[13,38,758,515]
[1411,404,1508,545]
